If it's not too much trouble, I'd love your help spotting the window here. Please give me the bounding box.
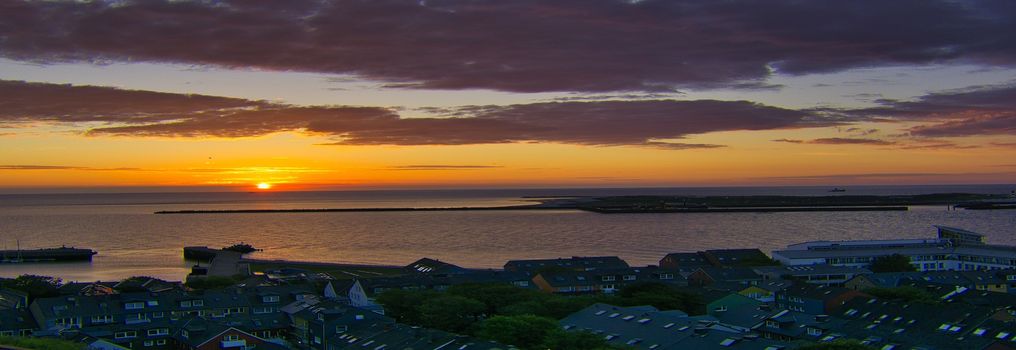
[337,325,348,333]
[148,328,169,336]
[602,276,616,282]
[263,295,280,303]
[125,302,145,310]
[180,301,191,308]
[90,315,113,324]
[659,273,674,280]
[623,275,636,281]
[143,341,153,347]
[807,328,822,336]
[115,331,137,339]
[146,300,158,306]
[224,335,240,341]
[152,312,164,318]
[156,340,166,345]
[192,300,204,307]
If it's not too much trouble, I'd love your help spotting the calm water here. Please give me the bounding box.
[1,185,1014,282]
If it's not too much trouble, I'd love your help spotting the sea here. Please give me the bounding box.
[1,185,1014,282]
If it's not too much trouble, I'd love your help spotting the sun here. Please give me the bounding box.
[256,182,272,190]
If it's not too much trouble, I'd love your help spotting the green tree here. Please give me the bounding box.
[448,283,545,315]
[3,275,62,301]
[375,289,440,325]
[612,282,704,314]
[0,336,85,350]
[869,254,916,273]
[541,330,619,350]
[417,295,486,333]
[475,315,560,350]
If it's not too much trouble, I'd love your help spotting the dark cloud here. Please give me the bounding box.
[0,80,261,125]
[1,80,822,148]
[837,83,1016,137]
[908,114,1016,137]
[896,141,980,150]
[772,138,894,145]
[2,1,1016,93]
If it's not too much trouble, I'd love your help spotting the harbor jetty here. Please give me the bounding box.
[0,246,97,263]
[154,193,1008,215]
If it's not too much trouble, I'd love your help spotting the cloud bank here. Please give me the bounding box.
[3,0,1016,92]
[0,80,821,148]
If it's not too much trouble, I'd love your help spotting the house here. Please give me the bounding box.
[688,267,762,287]
[173,316,288,350]
[735,280,793,303]
[404,257,468,275]
[358,269,535,296]
[0,308,36,337]
[752,264,871,286]
[57,282,118,296]
[324,319,506,350]
[835,296,1015,350]
[0,288,28,310]
[324,280,384,315]
[755,309,847,342]
[659,252,711,270]
[560,303,791,349]
[774,284,865,315]
[772,226,1016,271]
[706,293,766,329]
[503,256,629,273]
[290,300,392,350]
[532,267,686,294]
[702,249,772,267]
[844,272,923,290]
[660,249,773,270]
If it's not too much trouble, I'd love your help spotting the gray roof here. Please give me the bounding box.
[753,264,871,277]
[560,303,790,350]
[504,256,629,272]
[835,296,1011,350]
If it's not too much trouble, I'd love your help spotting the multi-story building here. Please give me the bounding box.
[772,226,1016,271]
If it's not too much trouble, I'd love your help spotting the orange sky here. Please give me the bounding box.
[1,1,1015,192]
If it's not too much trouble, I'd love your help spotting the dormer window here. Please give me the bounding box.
[263,295,280,303]
[124,302,144,310]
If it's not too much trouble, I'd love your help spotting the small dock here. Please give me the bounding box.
[183,246,251,278]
